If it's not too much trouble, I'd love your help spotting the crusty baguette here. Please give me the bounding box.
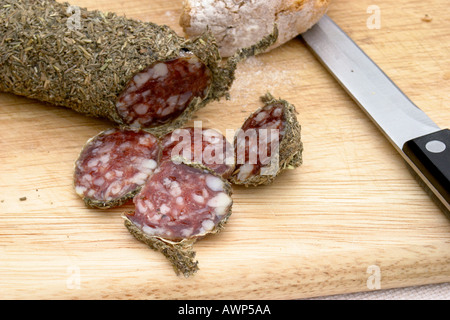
[180,0,331,57]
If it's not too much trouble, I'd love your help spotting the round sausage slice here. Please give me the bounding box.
[74,128,160,209]
[124,160,233,276]
[160,127,235,179]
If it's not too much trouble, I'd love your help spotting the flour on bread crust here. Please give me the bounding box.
[180,0,331,57]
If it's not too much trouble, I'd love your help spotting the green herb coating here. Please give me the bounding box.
[0,0,278,135]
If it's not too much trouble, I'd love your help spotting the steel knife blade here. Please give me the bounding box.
[301,15,450,216]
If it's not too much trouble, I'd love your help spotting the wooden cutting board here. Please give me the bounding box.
[1,0,449,299]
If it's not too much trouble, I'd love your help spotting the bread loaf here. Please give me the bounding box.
[180,0,331,57]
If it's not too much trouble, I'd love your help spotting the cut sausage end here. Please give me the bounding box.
[116,51,212,128]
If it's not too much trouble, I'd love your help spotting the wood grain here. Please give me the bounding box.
[0,0,449,299]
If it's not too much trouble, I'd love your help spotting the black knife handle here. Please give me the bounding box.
[402,129,450,209]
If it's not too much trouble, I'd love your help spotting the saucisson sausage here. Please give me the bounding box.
[123,159,233,276]
[230,93,303,186]
[74,128,160,209]
[0,0,278,135]
[160,127,235,179]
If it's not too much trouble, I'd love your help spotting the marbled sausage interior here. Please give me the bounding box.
[74,128,160,207]
[233,102,285,182]
[126,161,232,241]
[116,51,212,128]
[160,127,235,179]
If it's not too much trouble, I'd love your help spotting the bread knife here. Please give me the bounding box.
[301,15,450,217]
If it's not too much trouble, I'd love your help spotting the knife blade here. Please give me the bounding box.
[301,15,450,217]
